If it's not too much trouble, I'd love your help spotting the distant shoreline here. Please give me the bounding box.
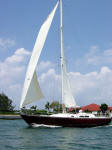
[0,115,22,120]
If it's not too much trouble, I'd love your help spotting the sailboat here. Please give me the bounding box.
[20,0,111,127]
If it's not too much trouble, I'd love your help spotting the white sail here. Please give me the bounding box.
[22,71,43,107]
[60,0,77,109]
[20,1,59,108]
[62,55,77,108]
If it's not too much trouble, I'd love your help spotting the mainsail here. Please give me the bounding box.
[20,1,59,108]
[60,0,77,108]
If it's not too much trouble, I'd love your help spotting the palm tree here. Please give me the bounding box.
[30,105,37,111]
[50,101,60,112]
[45,102,50,112]
[100,103,108,114]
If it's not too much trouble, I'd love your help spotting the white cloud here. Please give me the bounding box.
[5,48,30,64]
[1,46,112,108]
[0,48,31,108]
[76,46,112,66]
[15,48,31,55]
[38,66,112,106]
[0,48,30,80]
[103,48,112,56]
[69,66,112,105]
[39,69,61,102]
[37,61,54,72]
[0,38,15,49]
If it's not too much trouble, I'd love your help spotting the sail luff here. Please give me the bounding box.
[60,0,77,110]
[20,1,59,108]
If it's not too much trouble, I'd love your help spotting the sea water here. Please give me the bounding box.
[0,119,112,150]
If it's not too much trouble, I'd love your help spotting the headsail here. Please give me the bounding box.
[20,1,59,108]
[60,0,77,109]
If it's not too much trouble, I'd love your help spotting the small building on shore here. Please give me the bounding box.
[81,103,100,114]
[81,103,112,115]
[69,103,112,116]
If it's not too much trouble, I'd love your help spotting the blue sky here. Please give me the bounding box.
[0,0,112,109]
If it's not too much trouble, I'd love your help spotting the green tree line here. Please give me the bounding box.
[0,93,15,113]
[0,92,109,115]
[45,101,62,113]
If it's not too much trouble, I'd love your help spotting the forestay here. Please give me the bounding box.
[20,1,59,108]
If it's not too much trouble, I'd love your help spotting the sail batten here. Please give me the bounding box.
[20,1,59,108]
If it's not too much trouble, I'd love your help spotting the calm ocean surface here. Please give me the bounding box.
[0,119,112,150]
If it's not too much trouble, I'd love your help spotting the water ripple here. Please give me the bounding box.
[0,120,112,150]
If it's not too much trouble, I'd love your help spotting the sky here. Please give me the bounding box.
[0,0,112,109]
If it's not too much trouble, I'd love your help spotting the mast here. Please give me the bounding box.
[60,0,77,113]
[60,0,65,113]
